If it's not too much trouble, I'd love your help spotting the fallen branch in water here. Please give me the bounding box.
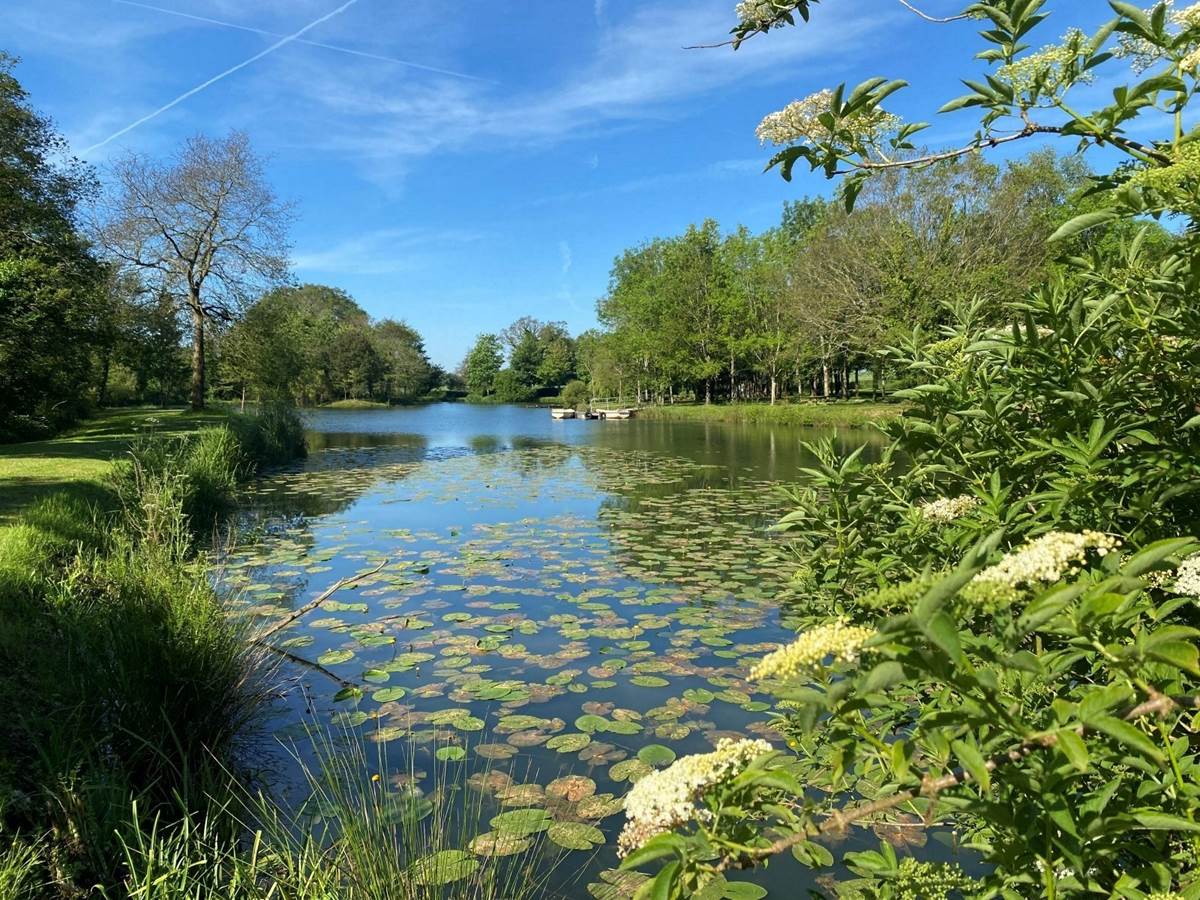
[259,643,358,689]
[252,559,389,641]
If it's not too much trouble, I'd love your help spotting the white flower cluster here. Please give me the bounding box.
[997,28,1092,94]
[971,531,1119,594]
[755,89,900,148]
[617,737,774,856]
[735,0,791,30]
[1118,2,1200,72]
[749,618,874,681]
[918,494,980,524]
[1173,552,1200,596]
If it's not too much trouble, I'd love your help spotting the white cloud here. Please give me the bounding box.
[559,240,573,275]
[247,0,893,181]
[291,227,486,275]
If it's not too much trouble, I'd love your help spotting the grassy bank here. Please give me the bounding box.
[320,398,390,410]
[0,408,306,896]
[0,408,230,522]
[636,400,903,427]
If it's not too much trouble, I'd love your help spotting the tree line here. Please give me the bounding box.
[0,53,442,440]
[575,149,1166,405]
[460,317,581,403]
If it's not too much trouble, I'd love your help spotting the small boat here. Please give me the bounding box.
[593,407,635,420]
[550,408,576,419]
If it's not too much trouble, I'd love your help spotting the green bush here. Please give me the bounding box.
[227,404,307,469]
[558,380,591,410]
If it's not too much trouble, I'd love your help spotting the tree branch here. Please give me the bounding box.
[252,559,389,641]
[719,691,1200,871]
[896,0,972,23]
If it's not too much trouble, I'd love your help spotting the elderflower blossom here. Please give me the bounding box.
[735,0,792,30]
[749,619,874,681]
[997,29,1091,95]
[617,737,774,856]
[1127,141,1200,194]
[918,495,980,524]
[755,89,901,148]
[963,531,1120,609]
[1118,1,1200,72]
[1173,552,1200,595]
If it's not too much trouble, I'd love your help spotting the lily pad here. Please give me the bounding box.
[469,831,532,857]
[575,714,609,733]
[371,686,407,702]
[546,775,597,802]
[435,746,466,762]
[491,808,552,836]
[637,744,677,767]
[548,821,605,851]
[409,849,478,886]
[546,733,591,753]
[609,759,653,783]
[630,675,670,688]
[317,649,355,666]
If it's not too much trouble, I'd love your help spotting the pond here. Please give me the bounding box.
[219,403,927,897]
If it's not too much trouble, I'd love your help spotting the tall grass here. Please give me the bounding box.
[0,407,304,895]
[104,732,568,899]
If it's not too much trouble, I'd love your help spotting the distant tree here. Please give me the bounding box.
[535,321,576,389]
[493,368,536,403]
[97,131,292,410]
[115,289,189,406]
[328,325,384,400]
[462,333,504,397]
[508,329,544,398]
[499,316,541,355]
[373,318,434,402]
[221,291,305,405]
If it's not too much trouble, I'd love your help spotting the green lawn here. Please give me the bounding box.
[0,408,227,522]
[635,400,903,427]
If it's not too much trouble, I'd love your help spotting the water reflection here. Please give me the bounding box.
[222,405,909,896]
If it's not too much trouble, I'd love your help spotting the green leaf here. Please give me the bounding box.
[1146,640,1200,674]
[923,611,961,659]
[862,660,905,692]
[621,832,686,870]
[952,738,991,791]
[1049,210,1118,242]
[791,840,835,868]
[635,861,680,900]
[1056,729,1089,772]
[1088,715,1165,763]
[1132,812,1200,832]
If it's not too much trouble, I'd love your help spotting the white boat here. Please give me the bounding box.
[550,408,576,419]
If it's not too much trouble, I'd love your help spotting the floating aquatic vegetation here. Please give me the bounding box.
[221,440,808,880]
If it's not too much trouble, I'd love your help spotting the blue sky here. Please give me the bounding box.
[9,0,1114,367]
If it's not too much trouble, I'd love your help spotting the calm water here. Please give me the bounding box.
[221,404,926,896]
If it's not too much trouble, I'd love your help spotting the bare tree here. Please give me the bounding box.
[96,131,292,409]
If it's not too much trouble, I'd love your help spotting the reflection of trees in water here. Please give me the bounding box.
[584,419,887,483]
[468,434,502,454]
[245,432,432,520]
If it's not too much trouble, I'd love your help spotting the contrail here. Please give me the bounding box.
[112,0,488,82]
[85,0,360,155]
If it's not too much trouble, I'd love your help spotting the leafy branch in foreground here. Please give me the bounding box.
[741,0,1200,220]
[618,532,1200,897]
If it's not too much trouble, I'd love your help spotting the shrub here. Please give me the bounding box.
[559,380,591,410]
[227,404,307,470]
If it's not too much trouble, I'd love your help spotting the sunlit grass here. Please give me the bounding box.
[637,400,902,427]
